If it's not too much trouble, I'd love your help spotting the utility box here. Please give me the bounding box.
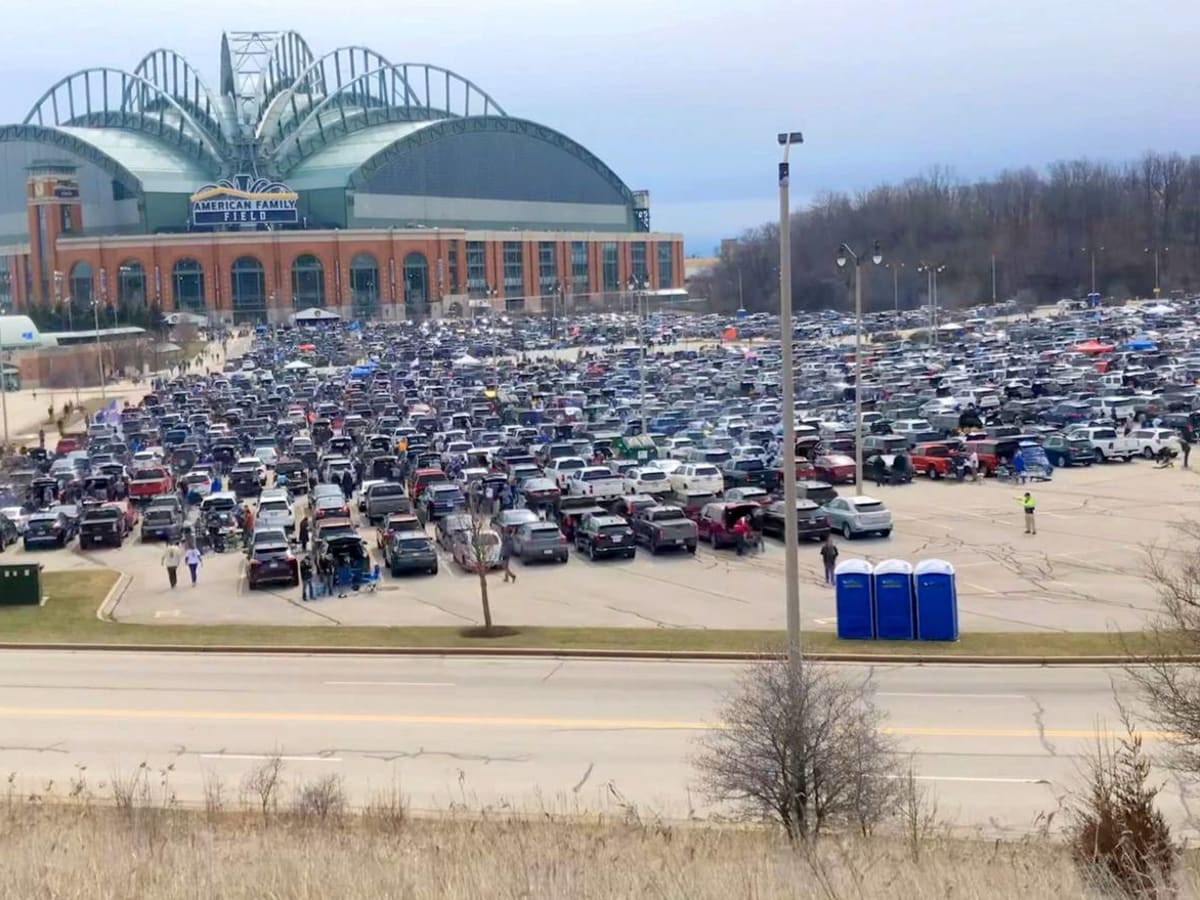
[834,559,874,640]
[0,564,41,606]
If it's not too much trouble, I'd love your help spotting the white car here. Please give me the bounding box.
[823,495,894,539]
[648,458,683,476]
[256,489,296,536]
[546,456,588,490]
[1130,428,1180,459]
[664,437,696,460]
[669,463,724,496]
[0,506,28,534]
[623,467,672,496]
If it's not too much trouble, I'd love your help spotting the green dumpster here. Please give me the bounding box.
[0,564,41,605]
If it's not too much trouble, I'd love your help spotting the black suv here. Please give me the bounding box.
[385,530,439,576]
[574,515,635,561]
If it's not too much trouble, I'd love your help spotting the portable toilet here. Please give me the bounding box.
[873,558,916,640]
[834,559,874,640]
[914,558,959,641]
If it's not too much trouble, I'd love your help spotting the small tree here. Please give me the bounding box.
[1069,717,1175,897]
[465,513,497,633]
[694,658,899,840]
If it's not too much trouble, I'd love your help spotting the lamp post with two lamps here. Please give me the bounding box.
[1081,246,1104,295]
[916,262,946,346]
[1145,246,1168,296]
[836,242,882,496]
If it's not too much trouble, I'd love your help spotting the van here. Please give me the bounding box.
[1089,396,1136,421]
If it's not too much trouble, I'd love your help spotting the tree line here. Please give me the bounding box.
[694,152,1200,315]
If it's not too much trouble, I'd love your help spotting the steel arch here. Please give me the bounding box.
[339,116,635,205]
[257,31,318,121]
[256,45,401,141]
[24,67,225,168]
[131,49,228,147]
[267,62,506,163]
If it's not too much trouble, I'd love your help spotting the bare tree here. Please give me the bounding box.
[694,659,900,840]
[1127,520,1200,774]
[463,513,499,633]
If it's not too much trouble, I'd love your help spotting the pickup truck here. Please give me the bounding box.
[128,465,173,502]
[363,481,411,524]
[140,504,183,542]
[79,504,129,549]
[1066,426,1138,463]
[630,505,698,554]
[720,458,780,492]
[546,456,588,491]
[566,466,625,502]
[910,442,958,479]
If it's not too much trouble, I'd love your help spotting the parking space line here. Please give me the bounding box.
[324,681,455,687]
[200,753,341,763]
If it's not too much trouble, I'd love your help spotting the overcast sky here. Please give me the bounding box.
[2,0,1196,253]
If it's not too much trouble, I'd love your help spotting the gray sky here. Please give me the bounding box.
[2,0,1196,253]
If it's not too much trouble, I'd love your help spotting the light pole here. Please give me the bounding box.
[627,276,649,435]
[837,242,883,496]
[1144,246,1167,296]
[92,300,106,401]
[885,261,903,321]
[1082,246,1104,294]
[991,253,997,303]
[917,262,946,346]
[777,130,803,667]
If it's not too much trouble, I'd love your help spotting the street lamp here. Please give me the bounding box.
[91,299,106,402]
[1081,246,1104,295]
[1144,246,1168,296]
[777,130,803,667]
[627,276,649,435]
[916,262,946,345]
[837,242,882,497]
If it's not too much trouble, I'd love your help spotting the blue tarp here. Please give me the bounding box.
[1125,339,1157,351]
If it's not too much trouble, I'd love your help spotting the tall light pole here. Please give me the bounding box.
[837,242,883,496]
[92,300,106,401]
[777,130,803,667]
[1144,246,1167,296]
[1081,246,1104,294]
[991,253,997,303]
[629,275,649,435]
[917,262,946,346]
[885,261,903,322]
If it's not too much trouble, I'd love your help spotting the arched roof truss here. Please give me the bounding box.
[131,49,228,148]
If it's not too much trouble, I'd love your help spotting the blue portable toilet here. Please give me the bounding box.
[914,559,959,641]
[873,558,915,640]
[834,559,874,640]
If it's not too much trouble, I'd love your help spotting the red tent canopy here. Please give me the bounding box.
[1073,340,1114,354]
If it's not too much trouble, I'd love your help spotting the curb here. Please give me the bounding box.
[0,642,1176,665]
[94,573,131,622]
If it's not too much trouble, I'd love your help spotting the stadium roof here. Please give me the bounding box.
[7,32,600,199]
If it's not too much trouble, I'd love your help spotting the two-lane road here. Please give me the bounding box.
[0,652,1189,833]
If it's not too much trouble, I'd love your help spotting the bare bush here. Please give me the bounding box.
[1068,717,1175,898]
[363,782,407,834]
[111,762,150,817]
[203,772,226,823]
[241,755,285,824]
[291,774,347,826]
[694,659,900,840]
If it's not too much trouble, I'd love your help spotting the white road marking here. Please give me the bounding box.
[961,581,1000,595]
[199,753,341,763]
[893,775,1050,785]
[812,617,836,625]
[324,681,456,687]
[152,610,182,619]
[877,692,1025,700]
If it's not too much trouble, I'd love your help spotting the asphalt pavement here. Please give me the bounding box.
[0,651,1191,835]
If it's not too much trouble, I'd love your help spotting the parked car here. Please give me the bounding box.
[385,530,439,576]
[247,540,299,589]
[760,499,831,542]
[451,526,503,571]
[23,511,72,549]
[623,467,672,496]
[376,511,423,548]
[492,508,540,540]
[510,521,570,564]
[812,453,857,484]
[1041,433,1095,467]
[574,514,636,560]
[435,513,474,550]
[1129,427,1181,459]
[1066,426,1138,463]
[669,463,724,495]
[630,505,698,554]
[823,495,893,539]
[697,501,760,549]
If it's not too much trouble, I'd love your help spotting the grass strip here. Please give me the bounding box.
[0,571,1171,658]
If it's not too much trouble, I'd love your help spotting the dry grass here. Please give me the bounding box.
[0,799,1140,900]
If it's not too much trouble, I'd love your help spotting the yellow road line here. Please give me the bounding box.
[0,706,1178,741]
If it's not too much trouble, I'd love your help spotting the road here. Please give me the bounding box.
[0,651,1192,834]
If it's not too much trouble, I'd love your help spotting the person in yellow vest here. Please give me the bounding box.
[1017,491,1036,535]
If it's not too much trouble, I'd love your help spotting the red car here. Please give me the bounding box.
[813,453,857,484]
[409,467,448,500]
[697,501,760,549]
[128,465,174,501]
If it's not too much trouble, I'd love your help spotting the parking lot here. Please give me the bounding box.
[22,454,1184,634]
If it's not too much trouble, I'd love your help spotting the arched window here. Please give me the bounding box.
[172,259,205,312]
[117,260,146,307]
[230,256,265,324]
[403,252,428,319]
[349,252,379,319]
[292,255,325,310]
[69,261,94,305]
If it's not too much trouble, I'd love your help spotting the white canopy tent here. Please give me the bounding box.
[283,360,313,370]
[292,308,342,323]
[453,354,483,368]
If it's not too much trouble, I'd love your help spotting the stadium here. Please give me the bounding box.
[0,31,684,323]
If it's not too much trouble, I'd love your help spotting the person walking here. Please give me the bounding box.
[1182,434,1192,469]
[820,534,839,586]
[299,555,313,601]
[161,541,182,589]
[501,531,517,583]
[1017,491,1036,535]
[298,516,310,550]
[184,545,202,585]
[968,449,980,483]
[1012,448,1026,484]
